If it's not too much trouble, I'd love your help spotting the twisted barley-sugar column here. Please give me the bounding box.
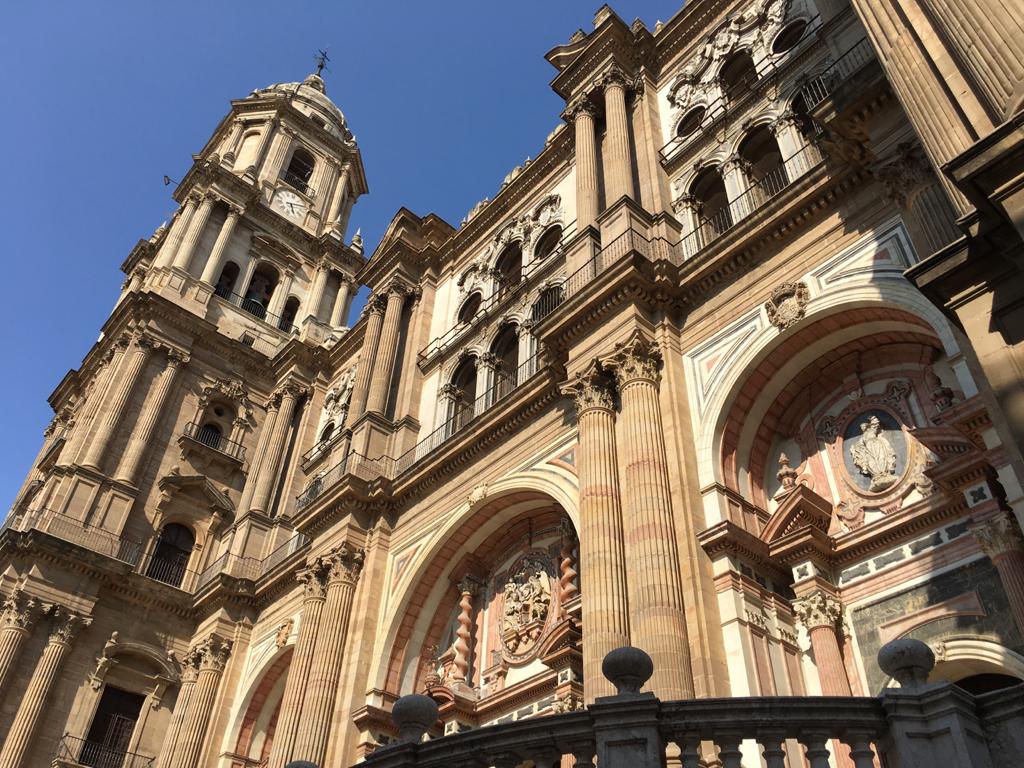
[365,284,407,416]
[249,384,301,515]
[293,544,364,765]
[601,334,694,700]
[168,635,232,768]
[267,560,330,768]
[565,94,599,230]
[81,335,153,472]
[0,590,41,697]
[0,608,90,768]
[115,349,187,484]
[157,650,200,768]
[793,591,852,696]
[348,295,387,419]
[451,576,481,683]
[602,67,635,203]
[972,513,1024,634]
[561,365,630,701]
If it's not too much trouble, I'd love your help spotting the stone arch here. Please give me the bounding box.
[928,636,1024,686]
[223,645,294,764]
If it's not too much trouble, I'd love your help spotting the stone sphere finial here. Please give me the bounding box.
[602,646,654,696]
[392,694,439,744]
[878,638,935,690]
[284,761,318,768]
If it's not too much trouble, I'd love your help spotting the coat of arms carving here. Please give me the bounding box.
[765,281,810,330]
[500,555,552,659]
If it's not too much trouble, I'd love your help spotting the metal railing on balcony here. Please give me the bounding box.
[259,531,310,576]
[44,513,144,566]
[213,288,296,335]
[195,551,261,591]
[797,37,876,111]
[279,170,312,197]
[182,422,246,461]
[54,734,154,768]
[301,426,345,466]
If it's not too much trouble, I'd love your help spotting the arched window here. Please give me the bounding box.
[196,423,222,449]
[280,296,300,332]
[691,167,732,239]
[449,356,479,431]
[145,523,195,588]
[720,50,758,103]
[531,285,565,323]
[533,226,563,262]
[281,147,315,194]
[242,264,280,321]
[458,292,483,324]
[738,124,789,199]
[494,244,523,297]
[490,324,520,400]
[214,262,240,299]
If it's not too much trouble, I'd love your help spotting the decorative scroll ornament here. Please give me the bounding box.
[324,542,365,585]
[194,634,233,672]
[500,555,553,658]
[765,281,810,331]
[49,606,91,645]
[850,415,898,492]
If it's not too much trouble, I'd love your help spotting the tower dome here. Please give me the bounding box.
[251,73,353,142]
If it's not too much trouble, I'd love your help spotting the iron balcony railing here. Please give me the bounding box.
[182,422,246,461]
[279,170,312,197]
[796,36,877,111]
[44,512,144,566]
[301,425,345,465]
[213,287,296,335]
[54,734,155,768]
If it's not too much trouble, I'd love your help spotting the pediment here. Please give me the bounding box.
[157,469,235,518]
[762,484,833,544]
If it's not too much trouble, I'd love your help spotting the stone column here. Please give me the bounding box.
[0,608,90,768]
[602,67,636,204]
[81,335,153,472]
[65,344,123,464]
[771,112,815,179]
[115,349,188,484]
[168,635,232,768]
[601,334,694,700]
[672,195,703,258]
[237,405,279,514]
[348,296,387,421]
[558,523,580,617]
[294,544,364,765]
[565,95,599,230]
[267,271,294,322]
[305,260,330,323]
[329,277,353,327]
[221,118,244,163]
[156,649,199,768]
[793,590,852,696]
[722,155,753,223]
[199,205,243,285]
[0,590,41,697]
[971,513,1024,634]
[560,364,631,701]
[267,560,330,768]
[157,197,198,269]
[451,576,481,683]
[249,117,278,176]
[328,162,352,229]
[249,383,302,515]
[365,282,408,416]
[172,193,216,272]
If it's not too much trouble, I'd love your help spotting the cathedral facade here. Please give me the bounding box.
[3,1,1024,767]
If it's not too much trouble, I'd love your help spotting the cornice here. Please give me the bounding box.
[548,11,649,100]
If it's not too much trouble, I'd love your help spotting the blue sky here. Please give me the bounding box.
[0,0,683,507]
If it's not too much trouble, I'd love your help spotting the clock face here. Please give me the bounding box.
[274,189,306,222]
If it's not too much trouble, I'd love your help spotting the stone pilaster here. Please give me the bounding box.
[167,634,233,768]
[65,344,121,464]
[366,281,409,416]
[565,95,599,230]
[602,67,635,204]
[0,590,41,697]
[0,607,90,768]
[172,193,215,272]
[249,382,303,515]
[199,205,243,285]
[294,543,364,765]
[237,403,279,514]
[971,513,1024,634]
[328,161,352,229]
[267,559,330,768]
[560,363,630,701]
[793,590,852,696]
[348,295,387,419]
[601,333,694,700]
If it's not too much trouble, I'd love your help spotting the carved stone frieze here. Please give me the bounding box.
[500,554,552,659]
[764,281,810,331]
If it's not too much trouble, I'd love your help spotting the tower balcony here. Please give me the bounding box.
[52,734,154,768]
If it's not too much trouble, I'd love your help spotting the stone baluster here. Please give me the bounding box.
[293,543,364,764]
[249,383,303,515]
[330,277,353,328]
[156,197,198,269]
[199,205,243,285]
[172,193,216,272]
[305,260,330,323]
[0,607,90,768]
[565,95,599,230]
[602,67,635,204]
[156,648,200,768]
[560,364,630,701]
[81,335,154,472]
[348,295,387,420]
[971,512,1024,633]
[601,333,694,700]
[267,559,329,768]
[793,590,853,696]
[115,349,188,484]
[0,590,41,697]
[365,281,409,416]
[451,576,481,683]
[167,635,232,768]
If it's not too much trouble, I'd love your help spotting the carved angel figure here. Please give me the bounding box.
[850,415,898,491]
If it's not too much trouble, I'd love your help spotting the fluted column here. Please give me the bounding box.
[971,513,1024,634]
[771,112,815,179]
[267,560,330,768]
[249,384,302,515]
[115,349,187,484]
[81,335,153,472]
[157,649,199,768]
[565,95,599,230]
[0,590,41,697]
[327,161,352,229]
[451,576,481,683]
[366,282,408,416]
[221,118,244,163]
[793,590,852,696]
[348,295,387,419]
[172,193,215,272]
[0,607,90,768]
[157,197,198,269]
[199,205,243,285]
[294,544,364,765]
[560,364,630,701]
[168,635,233,768]
[602,67,635,204]
[65,343,123,463]
[249,117,278,176]
[267,271,294,322]
[305,260,330,323]
[601,333,693,700]
[330,278,353,328]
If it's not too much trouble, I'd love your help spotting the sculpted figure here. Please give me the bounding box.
[850,415,898,491]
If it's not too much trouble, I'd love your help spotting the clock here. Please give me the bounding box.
[273,189,306,222]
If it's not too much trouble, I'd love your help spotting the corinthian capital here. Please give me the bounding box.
[457,575,483,596]
[562,93,598,122]
[48,606,91,645]
[366,293,389,316]
[298,557,330,600]
[324,542,365,586]
[1,589,42,632]
[970,513,1024,560]
[601,65,630,90]
[792,590,842,631]
[559,362,615,416]
[194,634,233,672]
[599,332,662,388]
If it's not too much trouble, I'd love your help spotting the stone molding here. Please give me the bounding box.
[792,590,842,631]
[970,513,1024,559]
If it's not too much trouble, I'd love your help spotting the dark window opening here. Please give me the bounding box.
[242,264,280,321]
[196,423,223,449]
[81,686,146,768]
[738,124,789,197]
[677,106,706,138]
[533,226,563,261]
[214,262,240,299]
[490,324,520,400]
[146,523,195,588]
[690,167,733,237]
[450,356,478,431]
[720,50,759,103]
[280,296,300,333]
[494,244,523,296]
[458,292,483,324]
[319,422,336,444]
[531,285,565,323]
[953,673,1022,695]
[772,20,808,54]
[281,147,315,194]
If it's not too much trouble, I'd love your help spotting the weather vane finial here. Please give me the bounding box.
[314,49,331,77]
